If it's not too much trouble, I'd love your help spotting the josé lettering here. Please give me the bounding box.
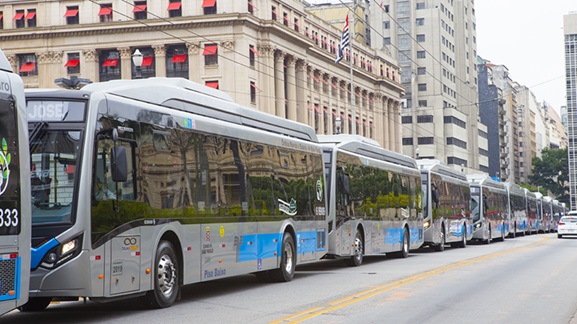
[28,103,69,121]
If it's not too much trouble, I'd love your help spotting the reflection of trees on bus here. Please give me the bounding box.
[91,114,324,247]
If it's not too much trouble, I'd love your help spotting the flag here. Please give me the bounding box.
[335,14,350,64]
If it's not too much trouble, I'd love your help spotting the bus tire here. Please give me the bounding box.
[393,227,410,258]
[345,229,364,266]
[142,240,180,309]
[270,233,296,282]
[434,227,445,252]
[18,297,52,312]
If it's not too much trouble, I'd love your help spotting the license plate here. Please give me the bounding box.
[112,262,123,276]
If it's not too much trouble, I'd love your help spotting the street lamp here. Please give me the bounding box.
[54,76,92,89]
[334,116,342,134]
[132,49,143,79]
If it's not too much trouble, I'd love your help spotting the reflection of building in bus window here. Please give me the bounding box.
[31,176,51,207]
[95,177,116,200]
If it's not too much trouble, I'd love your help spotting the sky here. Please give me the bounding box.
[475,1,576,114]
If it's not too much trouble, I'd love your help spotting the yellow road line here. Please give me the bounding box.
[271,235,550,324]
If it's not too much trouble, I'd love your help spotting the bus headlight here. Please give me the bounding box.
[474,223,481,229]
[61,239,77,255]
[423,221,431,230]
[40,235,83,270]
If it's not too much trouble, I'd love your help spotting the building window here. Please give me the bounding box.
[401,116,412,124]
[417,51,426,58]
[417,67,426,75]
[14,10,25,28]
[416,2,425,9]
[248,0,255,15]
[167,0,182,17]
[418,100,427,107]
[0,11,3,29]
[65,6,79,24]
[271,6,277,20]
[98,4,113,22]
[418,83,427,91]
[402,138,414,145]
[133,48,155,79]
[65,52,80,75]
[283,12,289,26]
[447,157,467,167]
[133,1,147,20]
[26,9,37,28]
[418,137,434,145]
[202,0,217,15]
[205,81,219,89]
[416,18,425,26]
[383,21,390,29]
[417,115,433,123]
[250,81,257,104]
[203,44,218,66]
[417,34,426,42]
[99,50,121,82]
[383,37,391,45]
[249,45,258,67]
[166,45,188,79]
[18,54,37,76]
[293,18,299,32]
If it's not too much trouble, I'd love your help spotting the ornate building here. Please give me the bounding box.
[0,0,405,151]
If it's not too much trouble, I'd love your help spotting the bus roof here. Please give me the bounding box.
[467,174,506,191]
[80,78,318,142]
[318,134,417,169]
[416,159,467,181]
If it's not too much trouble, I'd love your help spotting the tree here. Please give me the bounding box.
[529,148,569,205]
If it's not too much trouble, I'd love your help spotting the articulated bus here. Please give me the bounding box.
[0,49,31,315]
[525,189,538,235]
[552,199,564,232]
[318,135,422,266]
[21,78,327,311]
[417,159,471,251]
[467,174,508,243]
[504,182,528,237]
[541,196,553,233]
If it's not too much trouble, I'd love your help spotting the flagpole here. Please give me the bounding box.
[349,1,355,135]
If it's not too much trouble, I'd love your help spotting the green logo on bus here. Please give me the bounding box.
[278,198,297,216]
[0,138,11,196]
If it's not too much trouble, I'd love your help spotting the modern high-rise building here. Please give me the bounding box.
[564,13,577,209]
[371,0,485,172]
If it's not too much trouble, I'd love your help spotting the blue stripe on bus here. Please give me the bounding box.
[0,256,20,301]
[385,228,422,244]
[237,231,324,262]
[30,238,59,269]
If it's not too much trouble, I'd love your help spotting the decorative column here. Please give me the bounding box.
[82,49,98,83]
[388,98,395,151]
[186,43,200,82]
[37,51,63,88]
[274,51,286,118]
[258,45,276,115]
[394,101,401,152]
[153,45,166,77]
[295,60,307,125]
[118,47,132,80]
[286,56,297,122]
[381,96,389,150]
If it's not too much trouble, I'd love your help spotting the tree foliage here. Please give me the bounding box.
[528,148,569,205]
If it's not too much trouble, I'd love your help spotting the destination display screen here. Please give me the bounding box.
[27,100,86,122]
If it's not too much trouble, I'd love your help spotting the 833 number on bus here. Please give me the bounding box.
[0,203,19,235]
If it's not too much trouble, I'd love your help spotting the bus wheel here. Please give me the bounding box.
[434,227,445,252]
[142,240,180,308]
[346,230,364,266]
[18,297,52,312]
[270,233,296,282]
[393,227,410,258]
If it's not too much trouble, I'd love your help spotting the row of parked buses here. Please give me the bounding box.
[3,73,569,314]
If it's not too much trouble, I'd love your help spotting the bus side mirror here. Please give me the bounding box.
[110,146,128,182]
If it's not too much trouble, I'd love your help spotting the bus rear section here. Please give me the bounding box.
[0,49,31,315]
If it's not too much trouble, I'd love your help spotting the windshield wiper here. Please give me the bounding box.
[29,121,48,146]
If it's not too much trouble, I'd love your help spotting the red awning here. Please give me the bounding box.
[64,59,79,67]
[172,54,187,63]
[205,81,219,89]
[249,47,260,56]
[202,45,217,55]
[13,13,24,20]
[64,9,79,17]
[0,14,4,20]
[25,12,36,20]
[102,59,119,67]
[98,7,112,16]
[133,5,147,12]
[201,0,217,8]
[141,56,153,67]
[167,2,182,10]
[20,62,36,73]
[251,83,261,91]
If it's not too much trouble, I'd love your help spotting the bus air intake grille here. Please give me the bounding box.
[0,258,17,297]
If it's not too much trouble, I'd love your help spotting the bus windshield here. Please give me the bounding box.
[30,130,81,225]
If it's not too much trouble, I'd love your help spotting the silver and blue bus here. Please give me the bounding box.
[417,159,471,251]
[0,49,31,315]
[540,196,553,233]
[525,189,538,235]
[319,135,423,266]
[467,174,508,243]
[504,182,527,237]
[21,78,327,311]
